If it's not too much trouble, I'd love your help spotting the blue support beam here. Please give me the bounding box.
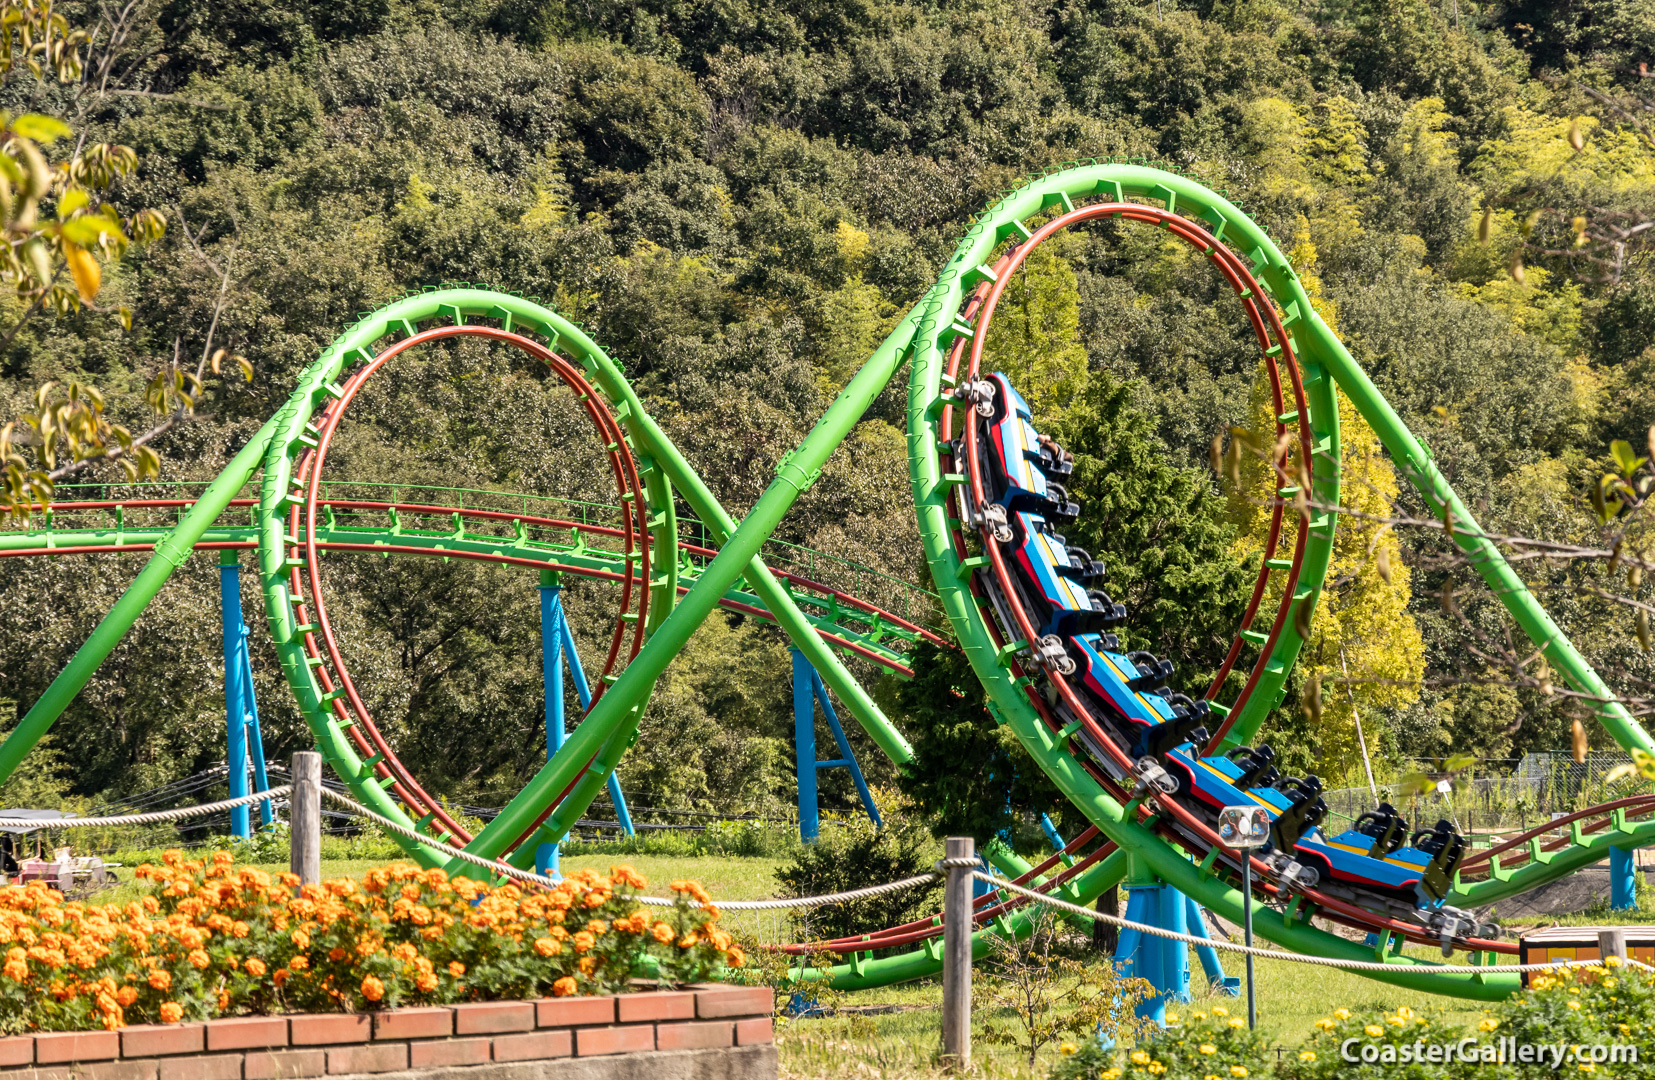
[1112,856,1237,1025]
[792,648,881,841]
[1612,845,1637,910]
[539,570,634,877]
[1185,895,1241,996]
[218,551,271,838]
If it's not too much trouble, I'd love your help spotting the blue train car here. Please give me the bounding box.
[1005,514,1122,637]
[983,373,1078,522]
[1070,635,1208,760]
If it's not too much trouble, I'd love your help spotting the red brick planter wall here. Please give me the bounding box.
[0,986,773,1080]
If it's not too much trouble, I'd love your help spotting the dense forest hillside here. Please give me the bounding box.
[0,0,1652,831]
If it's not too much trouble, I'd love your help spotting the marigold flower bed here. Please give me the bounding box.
[0,850,740,1034]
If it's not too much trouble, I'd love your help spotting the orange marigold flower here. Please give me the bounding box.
[573,932,596,952]
[552,977,578,997]
[245,958,266,977]
[726,946,746,968]
[162,850,182,867]
[391,943,416,962]
[188,949,209,969]
[141,897,159,915]
[159,1002,183,1024]
[274,969,289,987]
[577,957,595,975]
[289,956,308,972]
[328,948,348,963]
[416,973,437,992]
[291,930,310,950]
[586,920,608,935]
[678,933,700,949]
[148,970,172,991]
[116,985,137,1007]
[448,961,465,977]
[361,976,385,1002]
[218,990,230,1010]
[582,892,609,908]
[652,923,675,944]
[534,937,561,957]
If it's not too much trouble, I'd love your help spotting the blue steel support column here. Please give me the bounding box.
[1185,895,1241,996]
[794,649,820,841]
[1612,846,1637,910]
[539,569,634,873]
[538,570,565,877]
[239,622,272,830]
[792,648,882,842]
[1114,855,1200,1026]
[219,550,251,839]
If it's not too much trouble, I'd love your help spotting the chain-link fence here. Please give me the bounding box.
[1319,753,1645,842]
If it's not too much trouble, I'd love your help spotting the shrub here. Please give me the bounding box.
[1052,1004,1266,1080]
[773,814,941,943]
[0,850,738,1033]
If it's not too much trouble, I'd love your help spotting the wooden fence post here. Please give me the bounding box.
[290,752,321,886]
[941,836,974,1070]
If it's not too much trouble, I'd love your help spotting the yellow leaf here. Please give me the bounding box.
[63,240,98,302]
[1571,717,1588,764]
[11,114,71,144]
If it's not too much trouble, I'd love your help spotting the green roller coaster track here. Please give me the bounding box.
[1,163,1651,1002]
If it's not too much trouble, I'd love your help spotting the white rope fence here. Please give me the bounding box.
[318,788,941,910]
[6,777,1644,979]
[972,871,1655,976]
[0,787,293,829]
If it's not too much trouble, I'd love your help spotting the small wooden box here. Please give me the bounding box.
[1517,926,1655,984]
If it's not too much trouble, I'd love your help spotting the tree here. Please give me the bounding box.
[891,639,1067,848]
[1055,371,1254,682]
[983,241,1089,427]
[1231,223,1425,779]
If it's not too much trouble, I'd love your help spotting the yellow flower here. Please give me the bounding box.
[1385,1016,1405,1027]
[1164,1014,1179,1025]
[1192,1011,1207,1020]
[1227,1018,1244,1029]
[1059,1044,1077,1056]
[1211,1007,1228,1018]
[1147,1065,1165,1076]
[1229,1068,1247,1078]
[1478,1018,1499,1032]
[1605,956,1622,968]
[1579,1065,1596,1074]
[1314,1019,1334,1032]
[1603,978,1618,989]
[1567,1000,1582,1010]
[1130,1051,1150,1066]
[1396,1006,1414,1019]
[1299,1052,1315,1062]
[1101,1072,1120,1080]
[1333,1008,1350,1020]
[1198,1045,1216,1056]
[1364,1025,1384,1037]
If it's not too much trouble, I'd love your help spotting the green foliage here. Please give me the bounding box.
[892,640,1067,847]
[1,0,1652,832]
[772,811,940,943]
[1054,371,1252,680]
[975,909,1153,1066]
